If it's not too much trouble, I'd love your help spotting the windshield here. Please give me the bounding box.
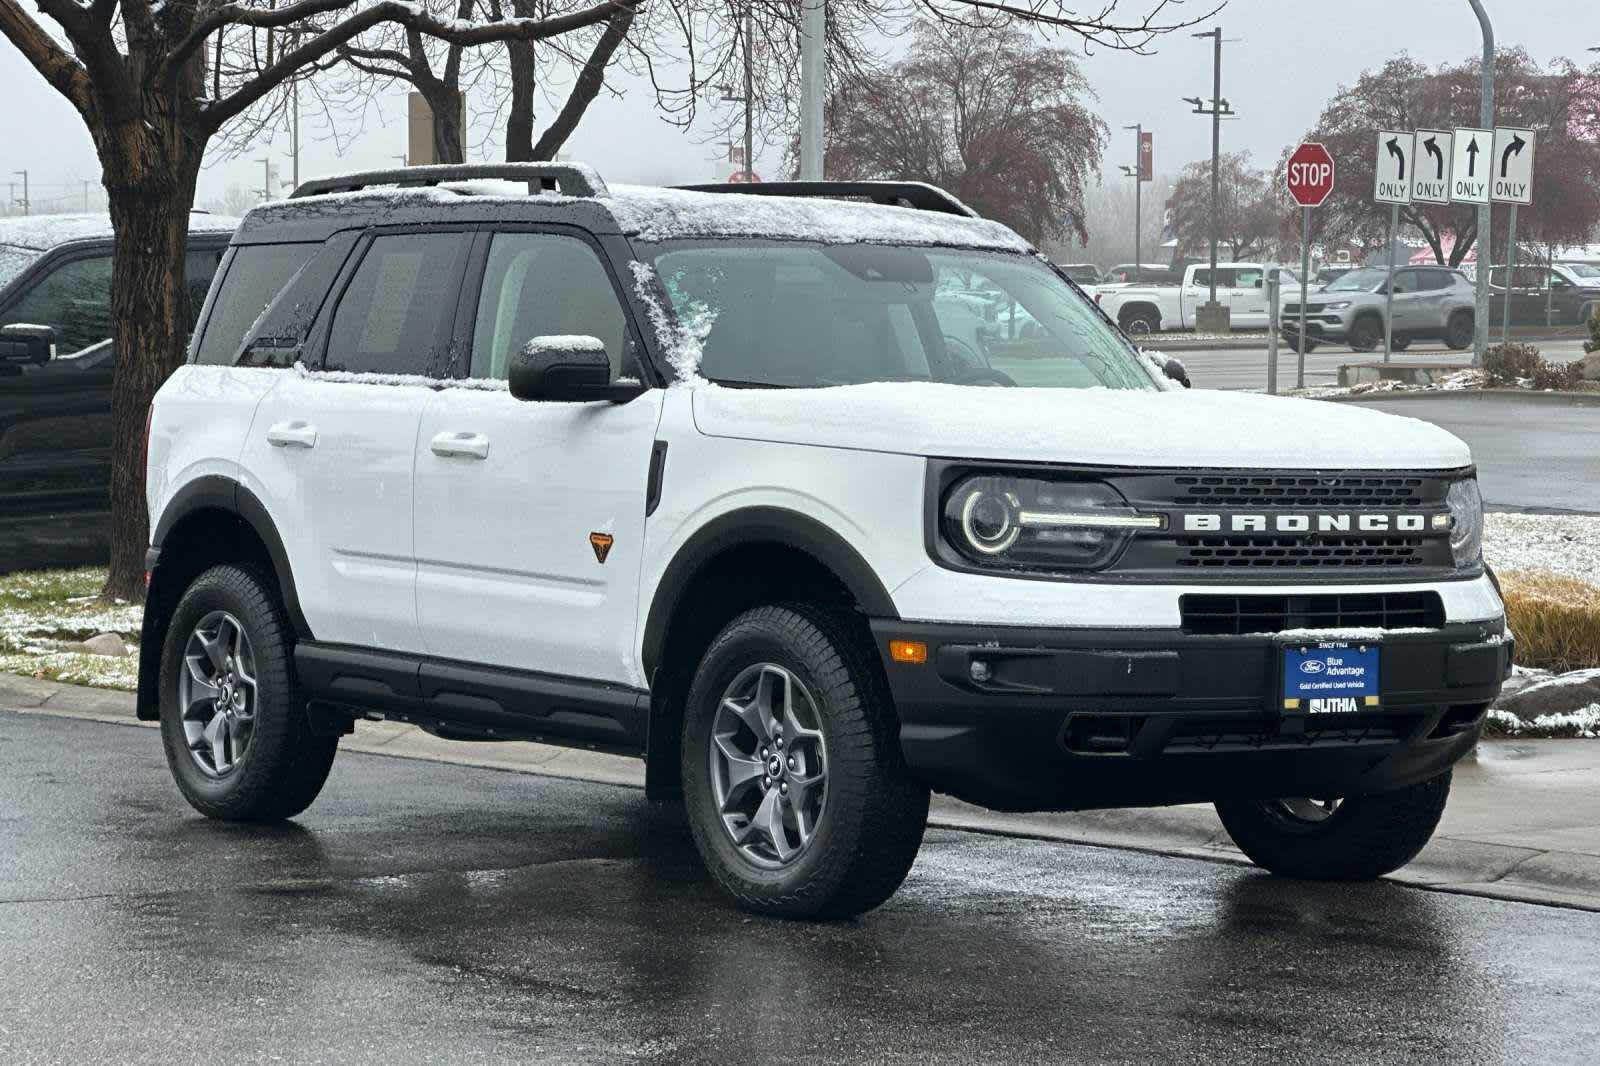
[1566,263,1600,280]
[1324,267,1387,293]
[640,241,1154,391]
[0,244,40,291]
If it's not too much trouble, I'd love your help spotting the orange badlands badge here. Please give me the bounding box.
[589,532,614,563]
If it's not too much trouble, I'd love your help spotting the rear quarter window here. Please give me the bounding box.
[194,242,317,365]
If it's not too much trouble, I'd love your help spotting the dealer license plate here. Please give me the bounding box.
[1281,642,1380,714]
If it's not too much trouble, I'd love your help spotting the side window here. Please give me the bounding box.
[1391,270,1419,294]
[1,253,112,354]
[1233,267,1263,288]
[193,243,317,365]
[326,231,470,376]
[181,246,226,332]
[468,232,634,380]
[1420,271,1452,292]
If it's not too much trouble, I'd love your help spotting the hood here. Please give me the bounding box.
[690,383,1472,470]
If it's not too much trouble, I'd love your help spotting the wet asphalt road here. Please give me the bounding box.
[4,713,1598,1065]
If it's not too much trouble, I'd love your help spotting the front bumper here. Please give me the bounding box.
[871,618,1509,813]
[1280,308,1355,341]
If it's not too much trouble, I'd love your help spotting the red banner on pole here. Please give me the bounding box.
[1138,131,1153,181]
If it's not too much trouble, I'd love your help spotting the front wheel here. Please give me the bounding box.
[158,565,338,821]
[1390,335,1412,351]
[1348,315,1383,352]
[681,605,930,919]
[1214,770,1451,880]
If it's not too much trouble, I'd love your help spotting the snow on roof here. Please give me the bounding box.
[0,211,239,250]
[278,179,1031,252]
[601,185,1032,252]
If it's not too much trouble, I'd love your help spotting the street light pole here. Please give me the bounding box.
[13,170,27,215]
[1123,124,1143,284]
[1468,0,1494,365]
[743,3,754,181]
[1187,28,1234,332]
[798,0,824,179]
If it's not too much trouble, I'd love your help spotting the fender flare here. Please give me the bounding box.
[150,475,311,639]
[639,506,899,680]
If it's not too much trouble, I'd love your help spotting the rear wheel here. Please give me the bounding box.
[158,565,337,821]
[681,604,929,919]
[1120,307,1160,335]
[1214,770,1451,880]
[1444,310,1475,350]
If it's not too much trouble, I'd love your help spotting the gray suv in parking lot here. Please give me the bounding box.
[1281,265,1476,353]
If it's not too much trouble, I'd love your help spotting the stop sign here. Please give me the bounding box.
[1286,142,1335,207]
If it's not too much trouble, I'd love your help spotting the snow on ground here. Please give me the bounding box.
[1487,705,1600,739]
[0,569,140,691]
[1483,512,1600,581]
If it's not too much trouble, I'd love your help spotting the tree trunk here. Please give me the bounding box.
[100,139,203,602]
[505,39,535,162]
[426,85,466,164]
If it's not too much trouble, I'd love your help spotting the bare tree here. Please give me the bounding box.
[0,0,641,599]
[817,18,1108,246]
[1048,172,1175,270]
[1165,150,1278,260]
[200,183,264,216]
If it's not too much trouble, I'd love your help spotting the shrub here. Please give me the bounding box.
[1529,358,1582,391]
[1586,304,1600,355]
[1482,342,1544,386]
[1499,570,1600,672]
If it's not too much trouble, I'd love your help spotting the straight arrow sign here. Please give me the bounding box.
[1374,130,1413,204]
[1411,129,1452,203]
[1492,126,1535,204]
[1450,127,1491,204]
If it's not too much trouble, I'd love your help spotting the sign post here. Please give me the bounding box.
[1491,126,1535,344]
[1374,131,1414,362]
[1451,127,1493,362]
[1285,142,1335,389]
[1266,267,1280,395]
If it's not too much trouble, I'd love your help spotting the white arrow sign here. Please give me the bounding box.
[1491,126,1535,204]
[1451,128,1492,203]
[1374,131,1413,204]
[1411,129,1453,204]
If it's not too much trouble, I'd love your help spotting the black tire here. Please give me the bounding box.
[681,604,930,919]
[1214,770,1451,880]
[1444,309,1474,350]
[1120,306,1160,335]
[1390,335,1412,351]
[1348,314,1383,352]
[158,564,337,821]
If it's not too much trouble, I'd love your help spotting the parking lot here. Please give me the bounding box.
[3,711,1598,1066]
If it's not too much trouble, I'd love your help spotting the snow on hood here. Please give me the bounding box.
[690,383,1473,470]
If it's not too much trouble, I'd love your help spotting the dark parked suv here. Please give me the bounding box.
[0,212,237,571]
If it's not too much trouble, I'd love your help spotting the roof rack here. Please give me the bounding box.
[675,180,979,219]
[291,163,609,200]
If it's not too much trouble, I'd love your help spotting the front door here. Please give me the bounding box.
[1228,265,1268,327]
[241,228,472,651]
[413,229,662,687]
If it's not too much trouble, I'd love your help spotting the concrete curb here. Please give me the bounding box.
[5,674,1598,912]
[1328,388,1600,405]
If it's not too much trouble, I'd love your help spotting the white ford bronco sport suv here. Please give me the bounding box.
[140,164,1510,919]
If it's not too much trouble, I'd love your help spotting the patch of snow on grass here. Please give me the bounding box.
[1484,512,1600,584]
[1487,705,1600,739]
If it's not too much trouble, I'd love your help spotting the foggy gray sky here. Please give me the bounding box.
[0,0,1593,214]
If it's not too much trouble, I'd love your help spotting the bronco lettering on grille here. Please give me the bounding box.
[1182,514,1429,533]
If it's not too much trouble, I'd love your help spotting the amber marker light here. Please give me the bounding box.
[889,640,928,665]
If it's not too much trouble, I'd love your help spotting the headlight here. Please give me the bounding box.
[941,475,1163,571]
[1323,301,1351,310]
[1446,478,1483,568]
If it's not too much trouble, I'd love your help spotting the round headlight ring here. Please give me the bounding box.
[959,486,1021,555]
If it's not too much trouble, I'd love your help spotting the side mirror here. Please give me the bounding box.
[508,336,645,403]
[0,323,56,368]
[1253,278,1265,288]
[1163,358,1191,389]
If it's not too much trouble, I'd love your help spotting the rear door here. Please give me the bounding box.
[412,227,662,686]
[240,228,472,652]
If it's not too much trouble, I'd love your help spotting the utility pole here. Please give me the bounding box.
[798,0,824,179]
[256,157,275,201]
[1187,28,1234,332]
[82,180,90,213]
[13,170,28,215]
[742,3,754,181]
[1119,124,1144,284]
[291,80,301,189]
[1468,0,1494,365]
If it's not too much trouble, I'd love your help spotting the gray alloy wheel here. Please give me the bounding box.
[1271,797,1344,824]
[178,610,258,777]
[708,662,828,868]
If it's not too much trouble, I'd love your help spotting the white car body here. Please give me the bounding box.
[1096,262,1294,334]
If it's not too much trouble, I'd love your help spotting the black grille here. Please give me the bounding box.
[1176,534,1426,570]
[1179,592,1446,635]
[1164,715,1413,751]
[1171,474,1427,509]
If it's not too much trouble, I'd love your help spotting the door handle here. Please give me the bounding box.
[266,420,318,449]
[430,431,490,460]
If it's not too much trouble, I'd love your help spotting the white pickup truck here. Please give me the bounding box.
[1095,262,1297,335]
